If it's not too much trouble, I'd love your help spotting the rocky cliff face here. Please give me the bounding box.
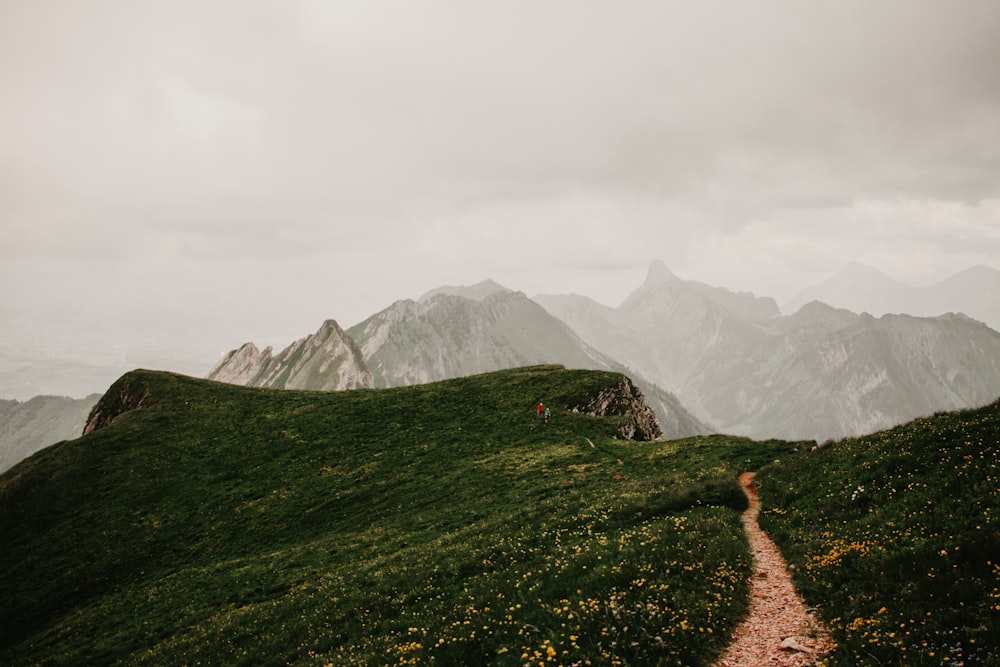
[83,373,156,435]
[208,320,374,391]
[568,375,663,441]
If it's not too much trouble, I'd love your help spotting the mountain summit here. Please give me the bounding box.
[640,259,682,288]
[418,278,511,302]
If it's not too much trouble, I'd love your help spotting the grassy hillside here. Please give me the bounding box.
[0,365,797,666]
[756,399,1000,666]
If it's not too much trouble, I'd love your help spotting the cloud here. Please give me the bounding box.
[4,0,1000,247]
[1,0,999,395]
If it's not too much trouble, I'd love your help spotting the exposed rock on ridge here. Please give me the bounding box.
[569,375,663,441]
[83,372,156,435]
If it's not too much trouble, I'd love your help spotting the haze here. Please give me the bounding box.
[2,1,999,399]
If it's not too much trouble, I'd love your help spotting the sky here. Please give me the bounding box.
[2,0,1000,399]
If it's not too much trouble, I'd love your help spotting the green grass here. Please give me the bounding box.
[0,365,798,666]
[756,399,1000,666]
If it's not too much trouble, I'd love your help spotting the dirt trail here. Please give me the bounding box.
[713,472,832,667]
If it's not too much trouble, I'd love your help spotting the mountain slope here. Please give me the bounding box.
[730,306,1000,441]
[348,291,611,387]
[0,366,794,666]
[0,394,99,472]
[207,319,373,391]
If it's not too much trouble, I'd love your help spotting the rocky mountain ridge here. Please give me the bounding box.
[348,291,609,388]
[7,261,997,472]
[6,261,998,471]
[207,319,373,391]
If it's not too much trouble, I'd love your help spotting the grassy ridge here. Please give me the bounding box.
[756,399,1000,666]
[0,366,798,666]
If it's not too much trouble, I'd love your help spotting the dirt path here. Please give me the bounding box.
[713,472,832,667]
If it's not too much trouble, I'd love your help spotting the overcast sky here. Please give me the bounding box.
[2,1,999,399]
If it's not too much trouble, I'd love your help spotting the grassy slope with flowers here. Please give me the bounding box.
[0,366,800,667]
[756,398,1000,666]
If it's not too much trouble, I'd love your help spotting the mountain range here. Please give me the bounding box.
[210,288,707,440]
[538,261,1000,441]
[5,261,1000,470]
[207,261,1000,443]
[784,262,1000,331]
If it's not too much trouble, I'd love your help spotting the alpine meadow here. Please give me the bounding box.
[2,366,998,665]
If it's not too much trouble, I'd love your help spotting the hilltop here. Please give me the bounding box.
[0,366,796,666]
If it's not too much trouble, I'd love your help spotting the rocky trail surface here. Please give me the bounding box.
[713,472,832,667]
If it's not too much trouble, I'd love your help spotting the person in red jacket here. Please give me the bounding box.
[537,402,544,419]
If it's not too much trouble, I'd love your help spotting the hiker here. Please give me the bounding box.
[537,402,544,419]
[544,407,551,424]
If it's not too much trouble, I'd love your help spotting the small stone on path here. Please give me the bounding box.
[779,636,813,653]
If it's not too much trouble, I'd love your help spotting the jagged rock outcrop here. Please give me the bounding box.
[569,375,662,441]
[83,373,156,435]
[208,320,374,391]
[208,342,268,386]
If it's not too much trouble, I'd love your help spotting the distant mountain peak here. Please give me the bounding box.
[419,279,512,302]
[642,260,681,288]
[784,263,1000,331]
[833,262,898,284]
